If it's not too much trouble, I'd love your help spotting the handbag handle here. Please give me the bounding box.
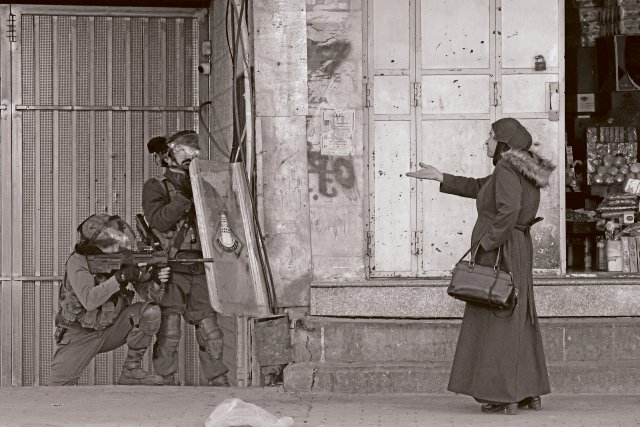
[470,245,502,270]
[456,231,502,270]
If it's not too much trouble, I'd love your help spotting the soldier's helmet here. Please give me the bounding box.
[77,214,135,251]
[166,130,200,158]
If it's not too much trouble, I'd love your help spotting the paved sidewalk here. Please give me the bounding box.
[1,387,639,426]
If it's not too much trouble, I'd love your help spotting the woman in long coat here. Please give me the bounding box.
[407,118,555,415]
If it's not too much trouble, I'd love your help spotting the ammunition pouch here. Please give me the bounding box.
[79,297,124,330]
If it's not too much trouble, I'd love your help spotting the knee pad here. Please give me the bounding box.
[157,313,182,351]
[139,303,162,336]
[196,316,224,359]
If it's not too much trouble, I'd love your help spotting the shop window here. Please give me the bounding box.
[565,0,640,273]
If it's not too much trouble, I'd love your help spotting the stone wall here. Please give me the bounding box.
[306,0,365,281]
[253,0,313,306]
[285,317,640,393]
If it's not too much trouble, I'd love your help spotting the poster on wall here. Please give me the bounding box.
[190,159,271,316]
[321,109,355,155]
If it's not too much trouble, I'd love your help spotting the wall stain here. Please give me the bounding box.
[307,143,355,199]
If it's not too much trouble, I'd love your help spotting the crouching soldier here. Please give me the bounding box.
[49,214,169,386]
[144,130,229,386]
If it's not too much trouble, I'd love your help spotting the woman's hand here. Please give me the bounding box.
[406,162,443,182]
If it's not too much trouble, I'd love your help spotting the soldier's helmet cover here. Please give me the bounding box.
[147,136,169,155]
[77,214,135,251]
[166,130,200,157]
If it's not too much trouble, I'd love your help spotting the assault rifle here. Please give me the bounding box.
[85,214,213,275]
[85,250,214,275]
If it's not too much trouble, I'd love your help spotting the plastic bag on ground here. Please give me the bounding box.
[205,398,294,427]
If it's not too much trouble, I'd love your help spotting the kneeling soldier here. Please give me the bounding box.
[49,214,169,386]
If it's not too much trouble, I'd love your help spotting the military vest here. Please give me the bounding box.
[151,176,202,254]
[57,268,129,331]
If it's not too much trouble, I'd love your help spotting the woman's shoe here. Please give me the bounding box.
[480,402,518,415]
[518,396,542,411]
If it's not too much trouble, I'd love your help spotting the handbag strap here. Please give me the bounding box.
[455,231,487,264]
[457,230,503,270]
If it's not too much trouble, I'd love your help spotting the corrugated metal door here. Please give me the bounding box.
[0,4,16,388]
[0,4,239,386]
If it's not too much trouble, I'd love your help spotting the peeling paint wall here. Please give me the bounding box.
[306,0,365,280]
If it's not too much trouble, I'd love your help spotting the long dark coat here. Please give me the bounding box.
[441,150,555,403]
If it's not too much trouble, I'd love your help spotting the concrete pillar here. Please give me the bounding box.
[253,0,312,307]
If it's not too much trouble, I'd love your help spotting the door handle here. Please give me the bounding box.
[546,82,559,121]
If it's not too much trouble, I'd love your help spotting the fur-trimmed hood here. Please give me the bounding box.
[501,150,556,188]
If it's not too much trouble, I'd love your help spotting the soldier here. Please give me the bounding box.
[49,214,170,386]
[143,130,229,386]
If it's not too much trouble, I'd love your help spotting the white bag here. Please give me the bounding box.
[205,398,294,427]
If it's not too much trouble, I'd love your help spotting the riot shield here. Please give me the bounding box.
[190,158,272,316]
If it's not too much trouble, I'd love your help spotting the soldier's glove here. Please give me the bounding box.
[115,265,145,287]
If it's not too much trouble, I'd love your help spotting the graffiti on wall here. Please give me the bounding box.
[307,0,358,106]
[307,142,355,199]
[306,0,361,200]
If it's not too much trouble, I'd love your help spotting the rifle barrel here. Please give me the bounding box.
[167,258,214,263]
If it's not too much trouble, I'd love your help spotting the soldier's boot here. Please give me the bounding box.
[208,373,230,387]
[196,316,230,387]
[161,372,186,386]
[119,303,164,385]
[118,349,164,385]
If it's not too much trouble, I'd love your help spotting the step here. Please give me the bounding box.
[310,280,640,317]
[293,317,640,364]
[283,361,640,394]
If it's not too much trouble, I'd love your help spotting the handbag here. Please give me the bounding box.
[447,242,518,312]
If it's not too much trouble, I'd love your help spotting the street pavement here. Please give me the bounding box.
[1,386,639,426]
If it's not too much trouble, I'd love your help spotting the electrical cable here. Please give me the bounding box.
[229,0,251,76]
[229,0,246,163]
[250,193,278,312]
[228,0,277,313]
[230,0,250,167]
[198,101,232,159]
[221,0,278,313]
[225,0,234,63]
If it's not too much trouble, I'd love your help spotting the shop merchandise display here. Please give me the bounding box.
[572,0,640,46]
[586,123,639,185]
[569,114,640,272]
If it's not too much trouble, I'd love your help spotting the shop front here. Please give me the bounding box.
[275,0,640,392]
[299,0,640,317]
